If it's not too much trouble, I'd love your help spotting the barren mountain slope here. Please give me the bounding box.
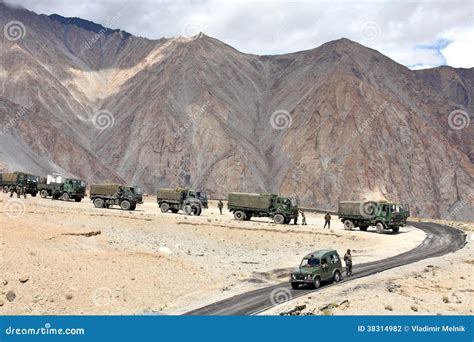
[0,3,472,219]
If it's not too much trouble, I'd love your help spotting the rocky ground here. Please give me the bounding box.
[0,193,433,315]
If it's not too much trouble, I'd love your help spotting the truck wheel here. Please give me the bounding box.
[313,276,321,289]
[376,222,385,234]
[94,198,105,208]
[333,270,341,283]
[194,206,202,216]
[291,282,299,289]
[40,190,49,198]
[343,220,354,230]
[274,214,285,224]
[359,226,368,231]
[61,193,70,201]
[183,205,192,215]
[234,210,246,221]
[160,202,170,213]
[121,200,131,210]
[2,186,8,193]
[392,226,400,234]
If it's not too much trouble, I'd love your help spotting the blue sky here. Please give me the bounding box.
[5,0,474,69]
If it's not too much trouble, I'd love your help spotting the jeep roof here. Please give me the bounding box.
[303,249,337,259]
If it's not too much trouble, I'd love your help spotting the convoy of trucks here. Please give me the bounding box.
[227,192,299,224]
[156,188,208,216]
[1,171,411,234]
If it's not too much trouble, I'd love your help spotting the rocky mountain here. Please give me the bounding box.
[0,2,472,220]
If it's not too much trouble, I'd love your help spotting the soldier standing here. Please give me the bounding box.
[323,212,331,229]
[299,210,307,225]
[22,185,27,199]
[9,186,16,198]
[217,199,224,215]
[344,249,353,276]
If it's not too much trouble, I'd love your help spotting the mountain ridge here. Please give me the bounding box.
[0,3,472,220]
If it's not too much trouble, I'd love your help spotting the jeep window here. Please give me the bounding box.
[329,254,339,264]
[321,258,328,268]
[301,258,320,267]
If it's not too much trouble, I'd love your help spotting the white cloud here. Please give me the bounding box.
[440,27,474,68]
[4,0,474,69]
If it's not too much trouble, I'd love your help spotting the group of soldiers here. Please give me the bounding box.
[9,185,27,199]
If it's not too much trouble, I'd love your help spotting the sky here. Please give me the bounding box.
[4,0,474,69]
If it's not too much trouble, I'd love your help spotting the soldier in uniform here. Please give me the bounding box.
[323,212,331,229]
[9,186,17,198]
[299,210,307,225]
[344,249,353,276]
[22,185,27,199]
[217,199,224,215]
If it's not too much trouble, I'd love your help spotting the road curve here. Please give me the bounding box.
[185,222,467,315]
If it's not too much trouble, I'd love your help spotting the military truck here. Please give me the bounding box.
[0,172,39,196]
[338,201,410,234]
[90,184,142,210]
[156,188,208,216]
[227,192,298,224]
[37,174,86,202]
[290,249,343,289]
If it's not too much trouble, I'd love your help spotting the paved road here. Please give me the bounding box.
[186,222,467,315]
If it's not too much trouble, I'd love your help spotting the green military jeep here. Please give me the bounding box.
[290,250,343,289]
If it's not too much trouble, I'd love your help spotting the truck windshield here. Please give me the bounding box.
[301,258,320,267]
[197,191,207,200]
